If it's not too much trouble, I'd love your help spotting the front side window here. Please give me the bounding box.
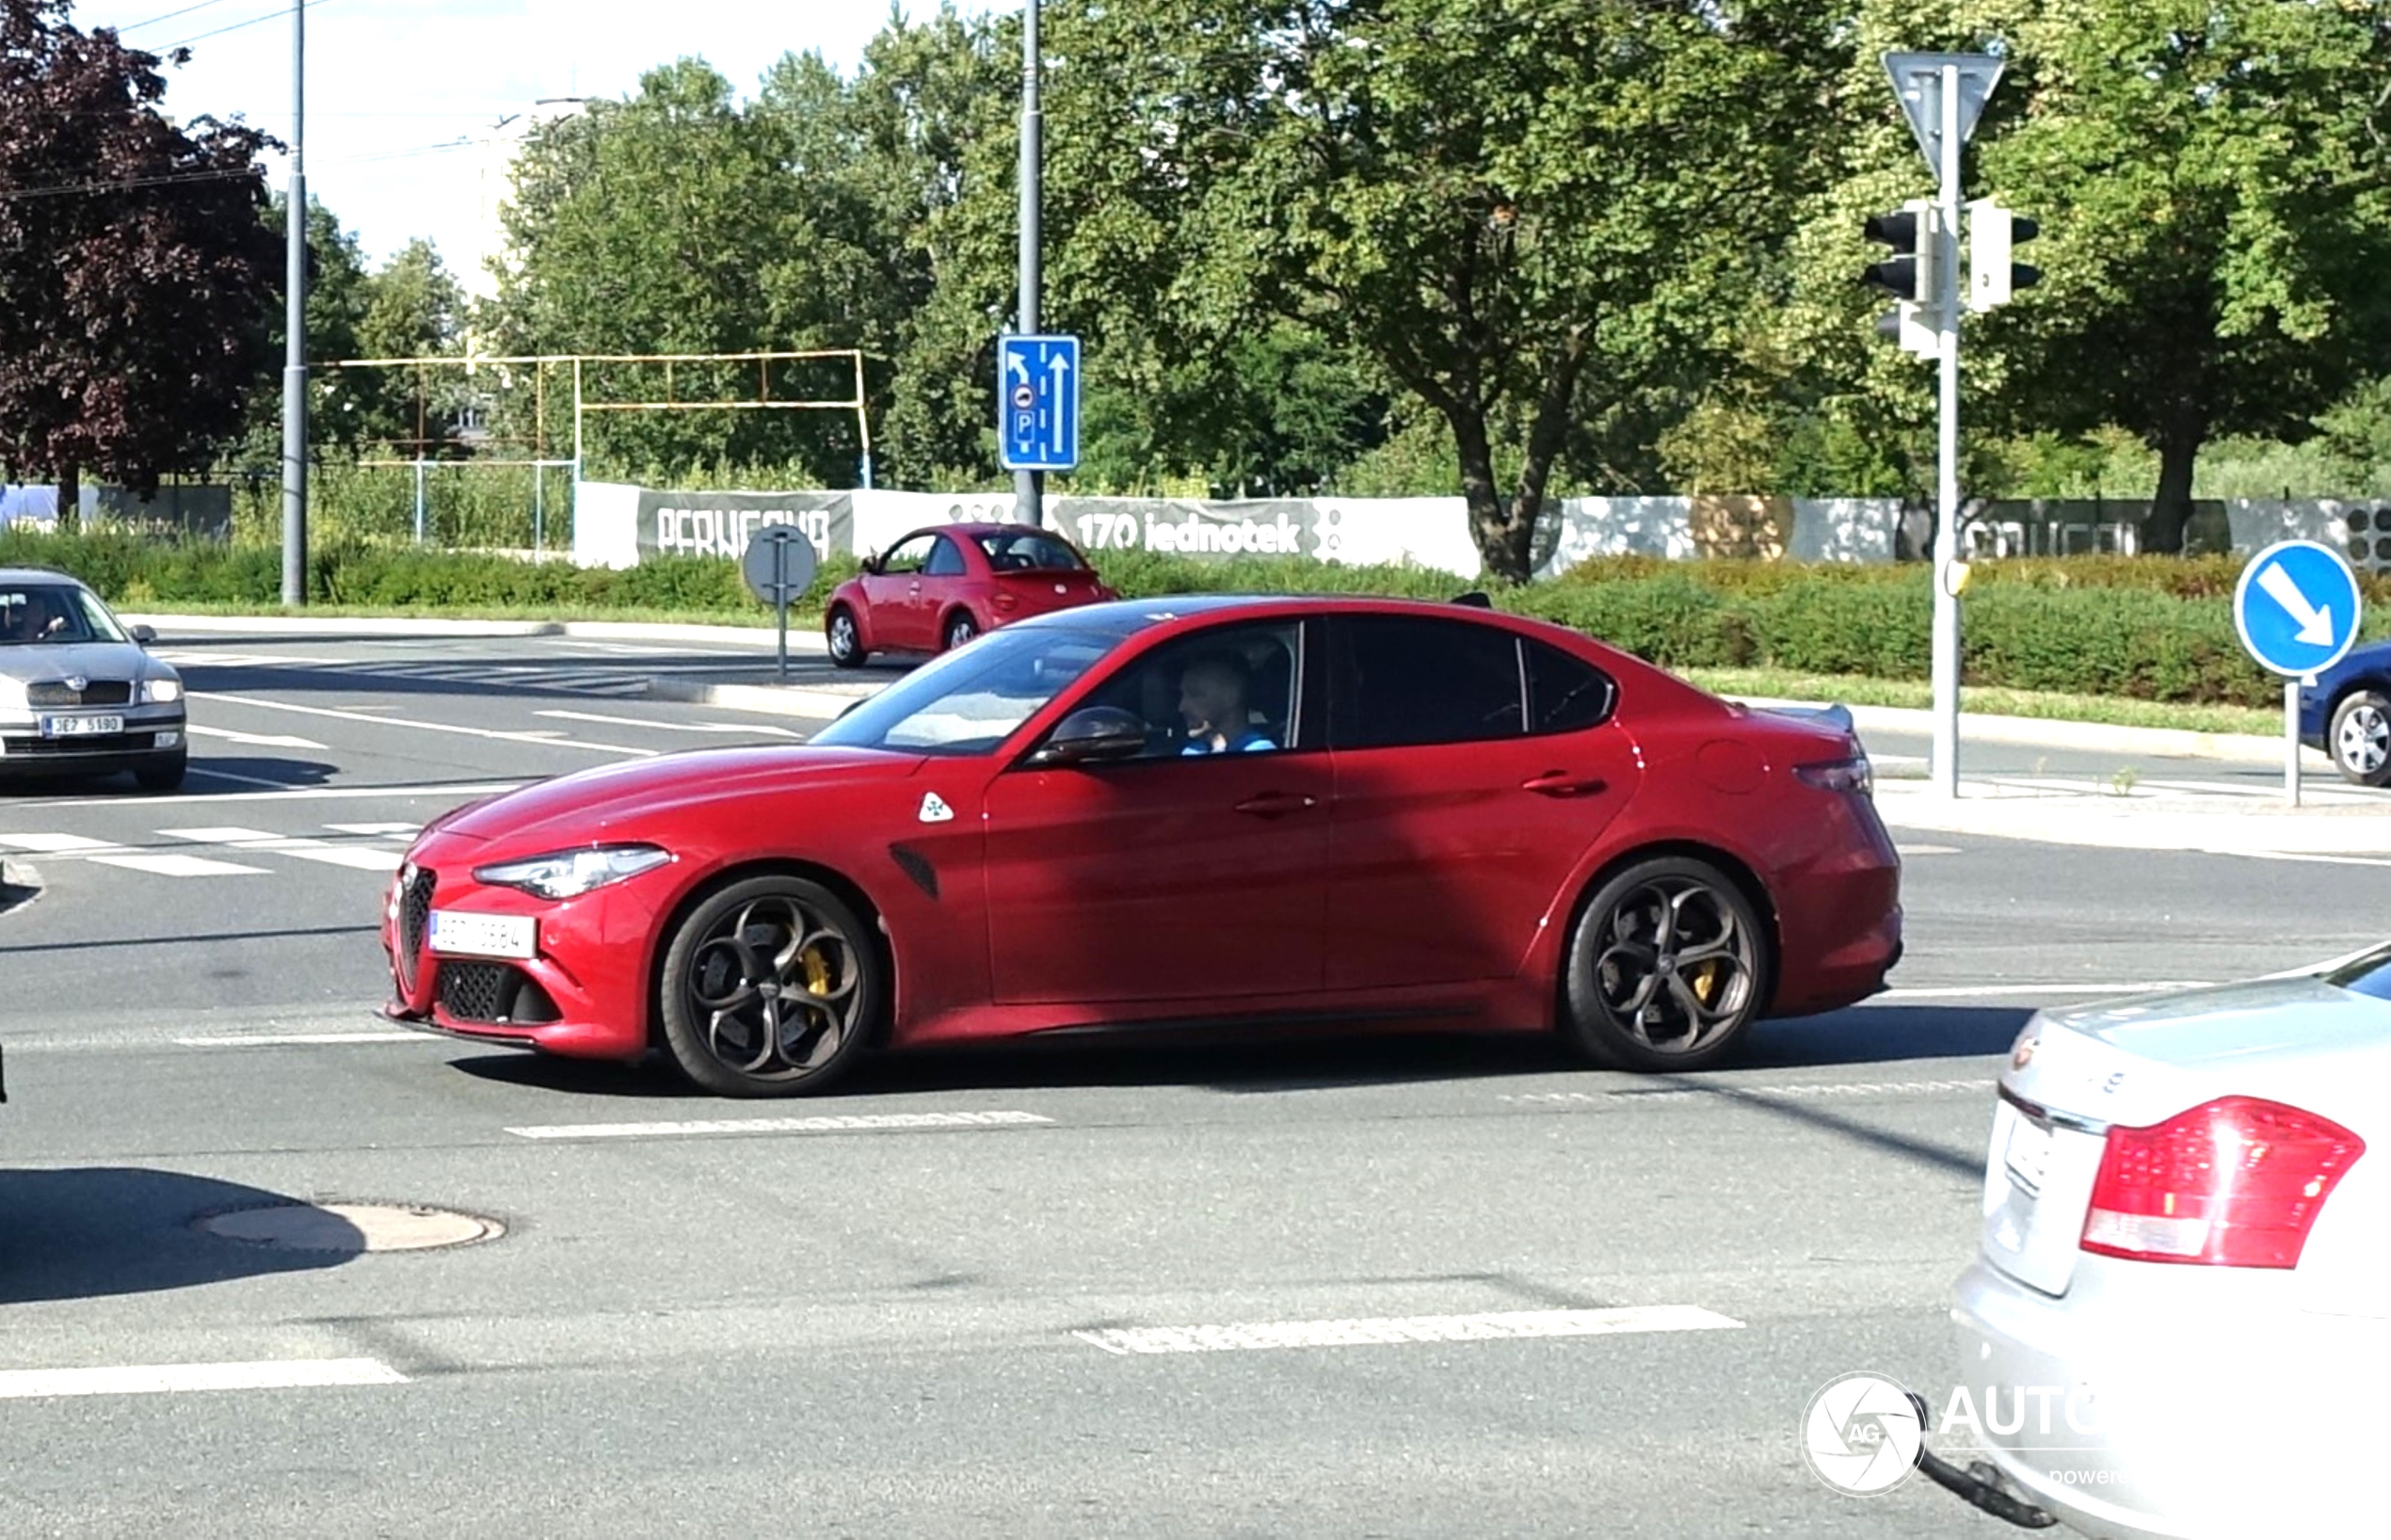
[977,530,1087,572]
[923,537,969,577]
[0,585,120,646]
[1330,616,1524,749]
[877,535,938,576]
[1067,621,1304,759]
[810,625,1115,756]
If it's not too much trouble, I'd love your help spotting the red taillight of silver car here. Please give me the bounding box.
[2080,1096,2367,1269]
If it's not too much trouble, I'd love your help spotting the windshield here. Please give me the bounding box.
[0,584,126,646]
[810,625,1115,756]
[976,530,1087,572]
[2325,943,2391,1003]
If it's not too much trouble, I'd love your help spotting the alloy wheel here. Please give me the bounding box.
[1587,875,1759,1057]
[2336,703,2389,778]
[683,892,865,1080]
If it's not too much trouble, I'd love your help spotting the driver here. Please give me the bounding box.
[1178,651,1276,754]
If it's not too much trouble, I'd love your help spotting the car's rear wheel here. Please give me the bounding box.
[2330,691,2391,788]
[1560,856,1767,1072]
[658,874,882,1097]
[943,612,979,651]
[826,606,866,669]
[133,751,187,793]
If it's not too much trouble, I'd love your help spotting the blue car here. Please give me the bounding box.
[2299,638,2391,786]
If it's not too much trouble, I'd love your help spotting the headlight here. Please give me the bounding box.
[0,676,24,707]
[143,678,183,704]
[472,843,672,900]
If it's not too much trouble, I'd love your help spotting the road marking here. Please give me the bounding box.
[186,724,329,750]
[89,853,270,877]
[1072,1306,1743,1356]
[505,1110,1055,1141]
[160,826,281,843]
[1539,1077,1998,1105]
[1876,981,2210,999]
[192,692,659,757]
[33,781,524,810]
[2234,850,2391,869]
[0,1358,407,1401]
[1894,843,1961,856]
[0,833,117,854]
[324,822,420,836]
[177,1032,425,1047]
[536,709,799,737]
[153,827,406,871]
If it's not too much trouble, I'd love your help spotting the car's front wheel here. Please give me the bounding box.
[2330,690,2391,788]
[1560,856,1768,1072]
[133,751,187,793]
[657,874,882,1097]
[826,606,866,669]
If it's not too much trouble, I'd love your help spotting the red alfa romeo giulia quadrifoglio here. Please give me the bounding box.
[383,595,1902,1097]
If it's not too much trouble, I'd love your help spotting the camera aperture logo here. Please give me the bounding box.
[1803,1372,1923,1495]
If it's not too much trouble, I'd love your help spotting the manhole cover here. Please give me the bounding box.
[194,1202,504,1254]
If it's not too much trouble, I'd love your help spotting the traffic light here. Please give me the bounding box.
[1966,199,2040,312]
[1863,199,1939,357]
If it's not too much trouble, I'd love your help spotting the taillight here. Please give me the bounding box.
[1794,756,1872,797]
[2080,1097,2366,1269]
[993,591,1019,613]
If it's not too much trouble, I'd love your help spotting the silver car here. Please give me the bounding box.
[0,567,188,791]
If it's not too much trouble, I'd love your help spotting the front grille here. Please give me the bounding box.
[435,961,560,1026]
[25,680,133,707]
[3,731,158,757]
[396,867,436,994]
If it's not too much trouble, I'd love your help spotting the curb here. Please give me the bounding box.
[646,678,875,718]
[1873,781,2391,856]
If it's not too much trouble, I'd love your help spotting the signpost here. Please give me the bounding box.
[740,525,820,682]
[2233,539,2362,806]
[999,334,1081,475]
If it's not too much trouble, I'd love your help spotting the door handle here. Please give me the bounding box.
[1233,792,1319,818]
[1521,771,1607,797]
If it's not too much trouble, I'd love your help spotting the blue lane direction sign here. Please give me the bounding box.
[2234,539,2362,679]
[999,334,1080,472]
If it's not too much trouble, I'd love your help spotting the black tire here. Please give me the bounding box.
[826,606,867,669]
[942,611,979,652]
[2329,690,2391,788]
[657,874,883,1098]
[1559,856,1770,1072]
[133,751,187,793]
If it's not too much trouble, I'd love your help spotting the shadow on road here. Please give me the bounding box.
[0,1169,359,1304]
[441,1003,2024,1102]
[187,755,338,787]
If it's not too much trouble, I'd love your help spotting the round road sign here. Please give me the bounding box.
[2233,539,2362,679]
[741,523,820,607]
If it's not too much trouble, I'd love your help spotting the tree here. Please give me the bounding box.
[1975,0,2391,551]
[0,0,281,527]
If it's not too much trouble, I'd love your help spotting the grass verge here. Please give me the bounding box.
[1678,667,2285,737]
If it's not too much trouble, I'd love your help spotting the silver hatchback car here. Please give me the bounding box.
[0,568,188,791]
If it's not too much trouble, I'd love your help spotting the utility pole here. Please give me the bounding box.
[1930,61,1962,800]
[1014,0,1044,528]
[281,0,308,606]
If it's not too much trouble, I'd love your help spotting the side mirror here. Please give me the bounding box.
[1025,706,1147,768]
[131,624,157,646]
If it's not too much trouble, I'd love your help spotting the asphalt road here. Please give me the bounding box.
[1,633,2379,1538]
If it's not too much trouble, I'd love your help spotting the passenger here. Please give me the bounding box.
[1178,651,1276,754]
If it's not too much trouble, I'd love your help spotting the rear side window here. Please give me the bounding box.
[1331,616,1525,748]
[1526,640,1617,734]
[924,537,969,577]
[979,531,1086,571]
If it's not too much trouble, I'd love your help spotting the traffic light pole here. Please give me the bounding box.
[1931,63,1963,799]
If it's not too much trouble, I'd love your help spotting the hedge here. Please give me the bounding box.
[1,527,2368,709]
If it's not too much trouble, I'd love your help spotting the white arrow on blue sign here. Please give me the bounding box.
[998,334,1080,473]
[2234,539,2363,679]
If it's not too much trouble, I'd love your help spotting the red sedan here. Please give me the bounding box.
[824,521,1115,666]
[383,596,1902,1097]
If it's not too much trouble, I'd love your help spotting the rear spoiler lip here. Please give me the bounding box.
[1747,701,1857,737]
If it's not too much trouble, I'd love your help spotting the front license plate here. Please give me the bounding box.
[2003,1115,2054,1196]
[428,910,537,960]
[41,714,123,738]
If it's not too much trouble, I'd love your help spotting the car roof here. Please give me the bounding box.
[917,522,1073,538]
[0,567,89,587]
[1014,591,1545,639]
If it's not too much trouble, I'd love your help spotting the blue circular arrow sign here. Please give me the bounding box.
[2234,539,2363,678]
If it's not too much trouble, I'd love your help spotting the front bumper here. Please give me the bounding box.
[0,708,185,774]
[379,850,666,1062]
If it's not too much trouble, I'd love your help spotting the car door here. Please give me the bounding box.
[862,533,939,651]
[980,618,1329,1005]
[918,533,973,641]
[1322,614,1640,991]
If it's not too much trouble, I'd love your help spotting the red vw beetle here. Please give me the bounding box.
[383,596,1902,1097]
[824,521,1115,666]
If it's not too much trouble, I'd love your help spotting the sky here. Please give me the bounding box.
[70,0,984,279]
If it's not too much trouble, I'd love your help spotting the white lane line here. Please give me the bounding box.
[89,854,270,877]
[1517,1078,1998,1105]
[159,826,281,843]
[1894,843,1961,856]
[177,1032,425,1047]
[0,1359,407,1401]
[185,724,329,750]
[1876,981,2211,999]
[192,692,659,757]
[506,1110,1055,1141]
[0,832,118,853]
[187,765,327,791]
[537,709,799,737]
[2233,850,2391,870]
[324,822,420,836]
[33,780,526,810]
[1073,1306,1743,1356]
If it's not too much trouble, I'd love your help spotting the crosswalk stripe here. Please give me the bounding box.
[159,826,281,843]
[272,842,402,872]
[90,854,269,876]
[0,833,117,853]
[0,1358,408,1400]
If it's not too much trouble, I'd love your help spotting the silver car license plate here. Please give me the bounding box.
[2002,1115,2054,1196]
[41,714,123,738]
[428,910,538,960]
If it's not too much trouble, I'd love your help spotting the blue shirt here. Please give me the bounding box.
[1183,730,1276,756]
